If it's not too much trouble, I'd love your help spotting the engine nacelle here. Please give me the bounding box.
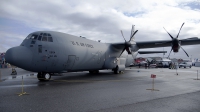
[172,38,180,52]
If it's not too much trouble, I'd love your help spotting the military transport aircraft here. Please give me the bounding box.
[5,23,200,81]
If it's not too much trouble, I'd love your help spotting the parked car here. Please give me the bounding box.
[179,62,192,68]
[156,62,170,68]
[149,64,157,68]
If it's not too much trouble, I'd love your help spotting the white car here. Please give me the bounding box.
[179,62,192,68]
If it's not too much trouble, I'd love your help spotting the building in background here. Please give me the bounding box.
[0,52,10,68]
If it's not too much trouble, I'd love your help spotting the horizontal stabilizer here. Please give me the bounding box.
[138,51,167,54]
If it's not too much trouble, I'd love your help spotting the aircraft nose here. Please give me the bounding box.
[5,46,33,70]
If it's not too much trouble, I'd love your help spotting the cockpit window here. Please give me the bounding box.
[37,33,53,42]
[26,34,32,39]
[31,35,37,39]
[43,33,47,36]
[26,34,38,39]
[38,36,42,41]
[33,35,38,40]
[25,33,53,42]
[42,36,47,41]
[48,37,53,42]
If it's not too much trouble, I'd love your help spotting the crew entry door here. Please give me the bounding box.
[65,55,76,70]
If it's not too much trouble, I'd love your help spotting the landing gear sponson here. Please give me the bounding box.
[89,70,99,74]
[113,66,123,74]
[37,72,52,81]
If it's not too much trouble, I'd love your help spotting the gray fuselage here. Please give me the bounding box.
[6,31,136,73]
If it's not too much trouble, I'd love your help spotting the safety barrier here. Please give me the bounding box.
[17,76,29,96]
[147,74,159,91]
[194,70,200,80]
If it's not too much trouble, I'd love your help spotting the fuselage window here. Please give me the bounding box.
[48,37,53,42]
[42,36,48,41]
[38,45,42,53]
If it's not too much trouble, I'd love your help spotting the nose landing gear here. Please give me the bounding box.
[37,72,51,81]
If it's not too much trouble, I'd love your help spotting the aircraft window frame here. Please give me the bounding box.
[43,33,47,36]
[42,36,48,41]
[26,34,38,40]
[48,36,53,42]
[26,34,32,39]
[33,35,38,40]
[38,36,42,41]
[34,33,53,42]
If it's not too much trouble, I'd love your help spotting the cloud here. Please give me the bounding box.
[0,0,200,59]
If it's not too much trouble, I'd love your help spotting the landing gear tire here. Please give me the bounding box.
[114,66,119,74]
[37,72,51,81]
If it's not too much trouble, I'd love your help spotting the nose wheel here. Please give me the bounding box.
[37,72,51,81]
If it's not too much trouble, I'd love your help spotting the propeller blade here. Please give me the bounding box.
[121,30,126,42]
[130,52,135,59]
[163,27,174,39]
[168,48,173,58]
[130,25,135,38]
[180,45,189,57]
[119,48,126,57]
[125,47,132,54]
[129,30,138,41]
[176,22,185,38]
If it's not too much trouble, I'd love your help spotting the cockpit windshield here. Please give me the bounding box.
[25,33,53,42]
[39,33,53,42]
[26,34,38,39]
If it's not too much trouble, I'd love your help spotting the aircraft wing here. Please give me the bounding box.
[138,51,167,54]
[136,37,200,49]
[109,42,125,50]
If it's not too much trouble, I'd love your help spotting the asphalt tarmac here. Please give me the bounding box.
[0,67,200,112]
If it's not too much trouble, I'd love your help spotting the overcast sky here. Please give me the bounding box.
[0,0,200,59]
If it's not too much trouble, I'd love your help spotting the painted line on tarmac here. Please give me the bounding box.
[53,79,139,83]
[0,84,38,88]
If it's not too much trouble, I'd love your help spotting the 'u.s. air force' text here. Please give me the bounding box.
[71,41,94,48]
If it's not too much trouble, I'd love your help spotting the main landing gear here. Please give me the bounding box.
[37,72,52,81]
[113,66,123,74]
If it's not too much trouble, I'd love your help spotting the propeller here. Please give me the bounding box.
[119,25,138,57]
[163,22,189,58]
